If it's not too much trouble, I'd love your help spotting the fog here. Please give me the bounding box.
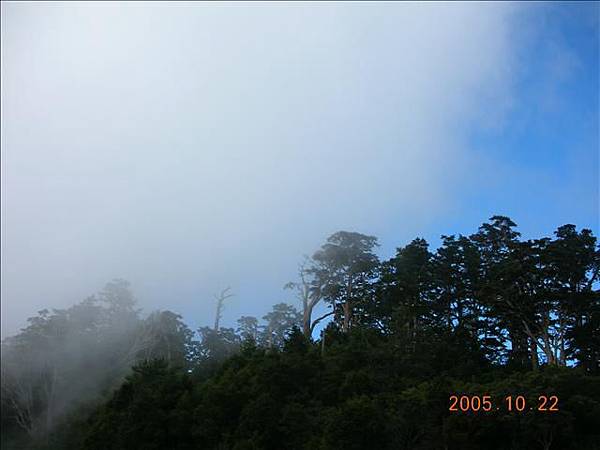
[0,2,551,337]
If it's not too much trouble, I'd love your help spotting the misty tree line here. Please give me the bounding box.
[0,280,303,440]
[1,216,599,448]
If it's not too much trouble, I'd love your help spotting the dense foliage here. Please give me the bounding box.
[2,216,599,449]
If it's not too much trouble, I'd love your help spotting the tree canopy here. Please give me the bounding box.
[1,217,599,450]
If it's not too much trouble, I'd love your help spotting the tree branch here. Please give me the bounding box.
[310,311,335,333]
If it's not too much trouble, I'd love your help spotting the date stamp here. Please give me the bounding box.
[449,395,559,413]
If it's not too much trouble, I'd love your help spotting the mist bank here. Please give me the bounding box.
[6,2,598,339]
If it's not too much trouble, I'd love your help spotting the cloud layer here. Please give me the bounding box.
[2,2,525,336]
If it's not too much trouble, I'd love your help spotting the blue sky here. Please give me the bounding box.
[399,2,599,252]
[1,2,598,336]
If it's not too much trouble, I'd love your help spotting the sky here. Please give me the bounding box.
[1,1,598,338]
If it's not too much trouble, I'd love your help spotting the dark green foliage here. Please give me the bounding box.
[59,334,600,450]
[2,217,599,450]
[84,360,195,450]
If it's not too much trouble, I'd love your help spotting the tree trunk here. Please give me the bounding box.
[303,302,315,338]
[509,328,529,367]
[343,276,353,332]
[530,338,539,371]
[267,324,273,349]
[213,287,233,331]
[43,365,57,435]
[342,301,351,332]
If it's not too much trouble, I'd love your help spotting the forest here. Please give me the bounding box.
[1,216,599,450]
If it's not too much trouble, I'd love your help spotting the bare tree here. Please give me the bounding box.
[214,287,234,331]
[1,364,35,436]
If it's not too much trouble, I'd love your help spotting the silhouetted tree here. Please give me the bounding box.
[311,231,379,332]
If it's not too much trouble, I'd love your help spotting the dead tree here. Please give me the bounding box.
[214,287,234,331]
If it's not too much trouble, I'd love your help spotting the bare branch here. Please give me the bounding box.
[310,311,335,333]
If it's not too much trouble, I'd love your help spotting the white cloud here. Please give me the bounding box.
[2,2,523,336]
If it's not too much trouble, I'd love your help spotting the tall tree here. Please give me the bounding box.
[431,235,482,337]
[376,238,433,351]
[470,216,531,367]
[311,231,379,332]
[285,258,328,339]
[546,225,600,371]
